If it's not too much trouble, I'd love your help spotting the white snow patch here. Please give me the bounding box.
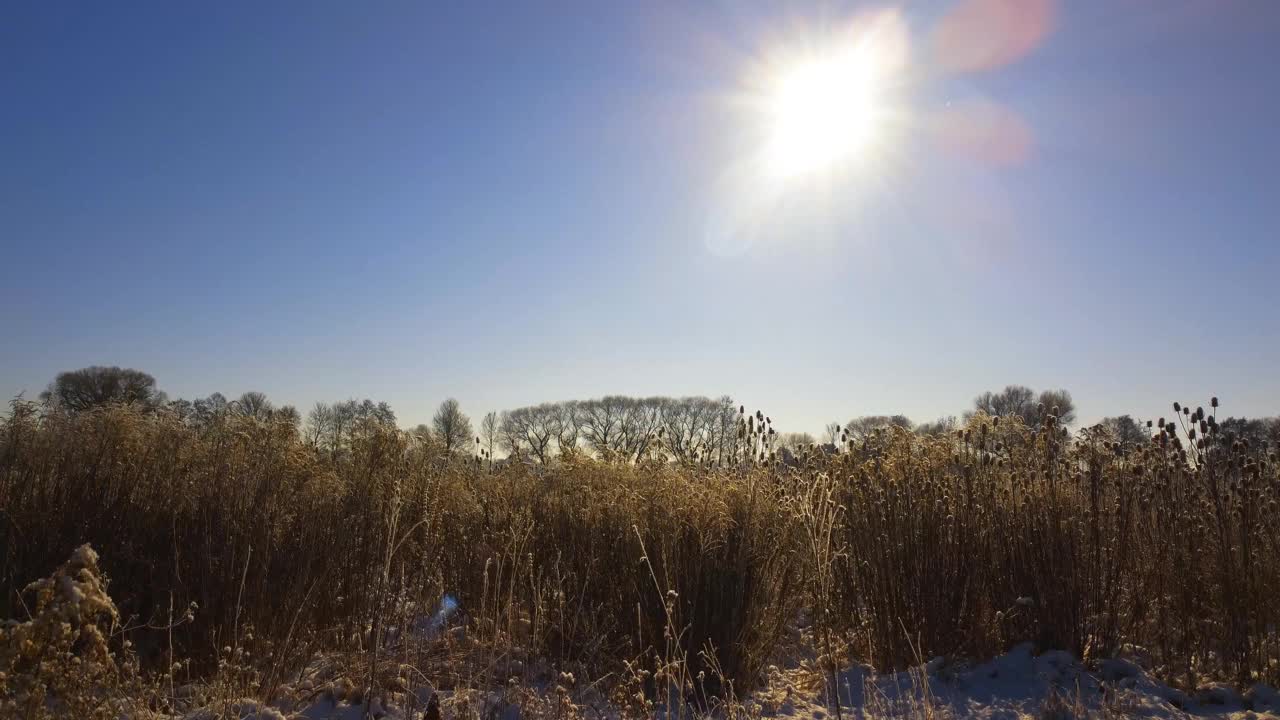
[197,644,1276,719]
[755,643,1274,719]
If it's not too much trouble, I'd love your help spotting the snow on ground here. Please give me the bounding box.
[189,643,1279,719]
[752,643,1279,719]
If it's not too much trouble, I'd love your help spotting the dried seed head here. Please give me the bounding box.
[1211,396,1219,408]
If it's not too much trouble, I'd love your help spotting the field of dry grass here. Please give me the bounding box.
[2,398,1278,718]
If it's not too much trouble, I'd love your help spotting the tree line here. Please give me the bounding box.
[29,367,1280,463]
[492,395,748,464]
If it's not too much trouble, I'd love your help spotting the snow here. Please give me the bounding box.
[191,643,1277,719]
[750,643,1280,719]
[67,543,99,570]
[184,699,288,720]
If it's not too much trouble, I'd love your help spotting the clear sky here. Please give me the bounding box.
[3,1,1278,433]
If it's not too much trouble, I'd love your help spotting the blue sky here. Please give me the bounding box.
[2,1,1278,432]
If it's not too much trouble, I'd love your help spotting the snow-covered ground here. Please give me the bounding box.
[753,643,1279,719]
[191,643,1280,719]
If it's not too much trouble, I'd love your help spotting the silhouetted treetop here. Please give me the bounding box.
[970,385,1076,427]
[41,366,160,411]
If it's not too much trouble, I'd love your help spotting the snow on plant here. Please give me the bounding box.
[0,544,153,719]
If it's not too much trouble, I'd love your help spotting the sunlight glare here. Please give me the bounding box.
[766,50,878,178]
[757,11,907,182]
[707,10,911,256]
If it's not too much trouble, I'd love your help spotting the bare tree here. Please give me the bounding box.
[551,400,583,455]
[618,397,663,462]
[916,416,958,437]
[193,392,230,428]
[234,391,274,420]
[660,396,727,463]
[305,402,333,448]
[777,431,817,453]
[432,398,473,454]
[1099,415,1148,449]
[500,405,557,463]
[1036,389,1077,426]
[823,422,843,445]
[495,395,739,464]
[1217,416,1280,455]
[707,396,739,465]
[275,405,301,431]
[844,415,914,441]
[41,366,161,412]
[165,398,195,423]
[970,385,1076,427]
[480,411,499,465]
[305,398,396,456]
[972,385,1036,422]
[498,410,523,461]
[580,397,625,459]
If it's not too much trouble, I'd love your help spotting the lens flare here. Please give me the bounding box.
[756,9,909,182]
[765,49,880,178]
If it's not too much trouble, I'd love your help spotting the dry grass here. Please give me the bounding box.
[1,396,1278,715]
[823,410,1280,686]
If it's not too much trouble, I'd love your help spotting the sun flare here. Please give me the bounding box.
[708,10,911,255]
[755,12,907,182]
[766,52,879,177]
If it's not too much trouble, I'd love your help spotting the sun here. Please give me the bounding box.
[706,10,910,255]
[765,49,882,179]
[754,13,906,182]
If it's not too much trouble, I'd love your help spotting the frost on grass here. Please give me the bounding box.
[0,544,148,719]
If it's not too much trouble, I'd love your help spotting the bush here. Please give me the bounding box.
[0,545,151,719]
